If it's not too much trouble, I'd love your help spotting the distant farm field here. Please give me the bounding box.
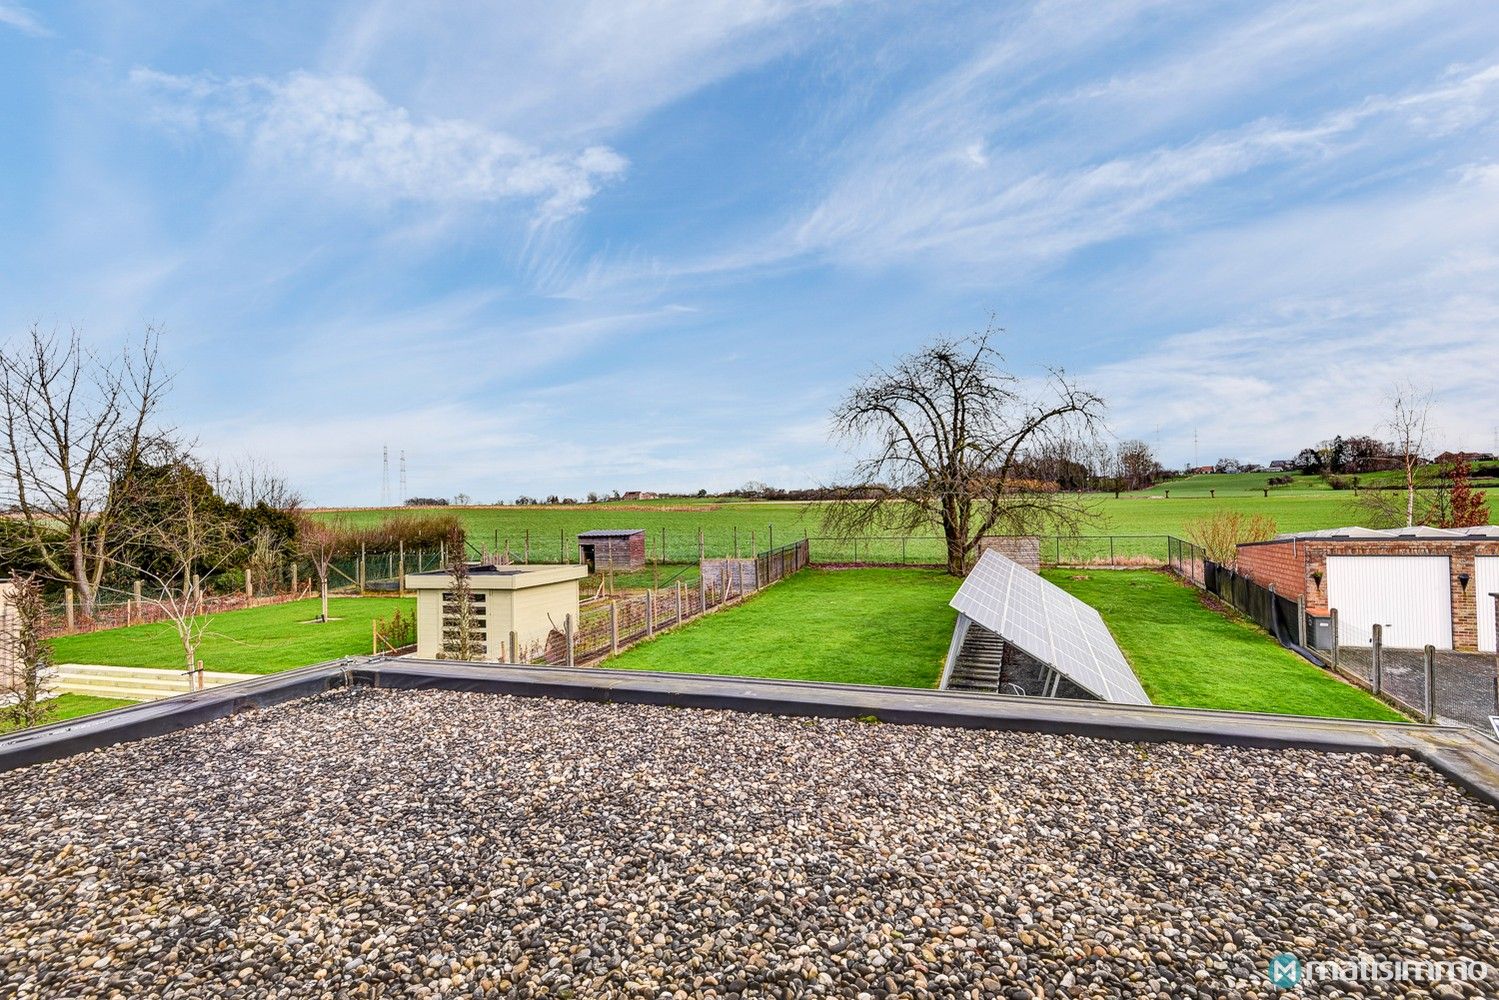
[316,469,1495,562]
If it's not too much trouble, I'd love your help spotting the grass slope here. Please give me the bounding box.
[1043,569,1403,721]
[607,568,960,688]
[0,694,137,735]
[50,597,414,674]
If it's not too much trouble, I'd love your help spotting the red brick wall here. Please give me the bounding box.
[1236,537,1499,650]
[1235,541,1308,600]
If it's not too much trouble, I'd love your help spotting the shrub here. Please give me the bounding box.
[1186,511,1279,567]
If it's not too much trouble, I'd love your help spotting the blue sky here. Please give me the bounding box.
[2,1,1498,504]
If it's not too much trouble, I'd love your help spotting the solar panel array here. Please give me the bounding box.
[950,550,1150,705]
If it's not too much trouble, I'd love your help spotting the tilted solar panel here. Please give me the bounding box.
[949,550,1150,705]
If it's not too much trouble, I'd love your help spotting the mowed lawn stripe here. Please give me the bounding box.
[607,568,961,688]
[1043,569,1404,722]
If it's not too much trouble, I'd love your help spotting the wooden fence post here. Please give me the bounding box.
[698,574,707,614]
[133,579,143,619]
[646,591,655,637]
[565,614,574,667]
[64,586,75,632]
[245,567,253,601]
[509,630,518,664]
[733,526,738,559]
[610,603,619,655]
[524,530,530,564]
[290,562,299,594]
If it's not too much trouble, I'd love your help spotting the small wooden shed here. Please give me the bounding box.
[577,529,646,572]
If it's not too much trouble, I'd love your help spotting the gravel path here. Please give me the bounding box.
[1,689,1497,999]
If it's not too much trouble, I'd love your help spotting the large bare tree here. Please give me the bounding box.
[1385,381,1433,526]
[823,326,1104,575]
[0,326,170,615]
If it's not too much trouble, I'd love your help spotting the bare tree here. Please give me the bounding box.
[823,325,1105,575]
[440,525,480,661]
[1,573,53,730]
[296,515,346,623]
[212,454,303,512]
[0,326,170,616]
[1385,381,1433,526]
[111,454,238,681]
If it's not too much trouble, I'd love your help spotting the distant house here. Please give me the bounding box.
[1191,465,1214,475]
[1268,459,1293,471]
[620,491,659,501]
[1434,451,1495,465]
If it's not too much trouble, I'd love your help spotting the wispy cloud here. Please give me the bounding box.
[131,69,628,220]
[0,1,50,36]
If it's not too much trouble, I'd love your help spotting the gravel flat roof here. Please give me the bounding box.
[2,689,1497,998]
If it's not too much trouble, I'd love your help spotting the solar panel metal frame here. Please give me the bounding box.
[949,550,1150,705]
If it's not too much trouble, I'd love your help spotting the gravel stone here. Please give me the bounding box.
[1,688,1496,998]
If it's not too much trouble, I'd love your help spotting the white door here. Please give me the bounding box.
[1326,555,1452,649]
[1477,556,1499,653]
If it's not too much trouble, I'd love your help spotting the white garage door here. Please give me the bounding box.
[1327,555,1452,649]
[1478,556,1499,653]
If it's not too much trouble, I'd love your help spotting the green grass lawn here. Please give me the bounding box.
[321,477,1493,565]
[607,568,961,688]
[0,693,137,735]
[1043,569,1404,721]
[49,597,414,674]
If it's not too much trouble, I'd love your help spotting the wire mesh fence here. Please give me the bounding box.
[537,539,811,666]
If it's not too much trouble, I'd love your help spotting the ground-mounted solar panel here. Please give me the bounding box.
[949,550,1150,705]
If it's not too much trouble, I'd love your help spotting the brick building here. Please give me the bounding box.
[1235,526,1499,651]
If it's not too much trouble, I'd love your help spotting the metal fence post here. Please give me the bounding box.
[1296,595,1306,648]
[1330,608,1339,669]
[1423,644,1436,724]
[524,530,530,564]
[698,529,705,562]
[646,591,654,637]
[358,543,366,593]
[565,614,574,667]
[1490,593,1499,713]
[1109,536,1115,566]
[676,581,683,625]
[698,574,707,614]
[1371,623,1383,695]
[609,603,619,655]
[398,541,405,596]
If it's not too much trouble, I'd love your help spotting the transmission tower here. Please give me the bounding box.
[399,450,407,504]
[381,445,390,506]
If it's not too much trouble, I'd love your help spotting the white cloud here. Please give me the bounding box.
[1086,170,1499,465]
[322,0,846,140]
[0,1,50,36]
[131,69,628,219]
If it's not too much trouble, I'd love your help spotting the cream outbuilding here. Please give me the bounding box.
[404,564,587,663]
